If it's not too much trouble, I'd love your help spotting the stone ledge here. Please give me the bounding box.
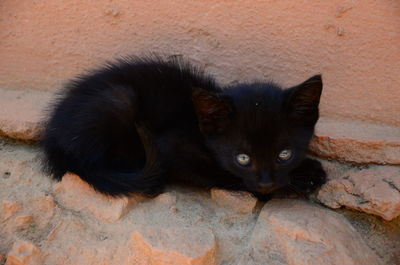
[1,88,399,165]
[310,118,400,165]
[0,88,51,141]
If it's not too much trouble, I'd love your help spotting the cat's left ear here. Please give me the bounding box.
[286,75,323,125]
[192,88,233,134]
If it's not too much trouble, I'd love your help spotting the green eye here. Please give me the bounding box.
[277,149,293,162]
[236,153,251,166]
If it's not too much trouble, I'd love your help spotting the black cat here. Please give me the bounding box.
[41,55,326,198]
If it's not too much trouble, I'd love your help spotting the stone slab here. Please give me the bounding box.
[310,119,400,165]
[238,199,384,265]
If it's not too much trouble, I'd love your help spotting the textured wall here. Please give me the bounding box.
[1,0,399,126]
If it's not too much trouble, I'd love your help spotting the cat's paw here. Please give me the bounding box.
[289,158,327,193]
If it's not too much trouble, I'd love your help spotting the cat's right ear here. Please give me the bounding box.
[192,88,233,134]
[286,75,323,125]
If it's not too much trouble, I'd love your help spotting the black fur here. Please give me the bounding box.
[41,55,326,198]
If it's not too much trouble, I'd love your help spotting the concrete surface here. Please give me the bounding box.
[0,140,399,265]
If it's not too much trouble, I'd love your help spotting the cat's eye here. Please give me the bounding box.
[236,153,251,167]
[277,149,293,163]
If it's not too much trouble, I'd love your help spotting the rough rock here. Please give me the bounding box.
[1,200,21,221]
[30,193,56,229]
[210,188,257,215]
[5,240,41,265]
[317,165,400,221]
[238,199,383,265]
[153,192,177,207]
[14,215,34,230]
[40,216,127,265]
[130,226,217,265]
[0,88,51,141]
[310,119,400,165]
[53,173,145,222]
[2,194,56,233]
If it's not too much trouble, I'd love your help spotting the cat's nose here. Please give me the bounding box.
[258,172,274,189]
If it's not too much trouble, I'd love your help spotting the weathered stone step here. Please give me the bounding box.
[310,118,400,165]
[1,88,399,164]
[0,88,51,141]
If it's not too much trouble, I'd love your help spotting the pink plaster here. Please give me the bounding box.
[0,0,399,126]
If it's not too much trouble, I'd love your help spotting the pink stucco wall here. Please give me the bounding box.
[1,0,399,126]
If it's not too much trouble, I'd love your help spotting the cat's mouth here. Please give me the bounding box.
[255,185,281,194]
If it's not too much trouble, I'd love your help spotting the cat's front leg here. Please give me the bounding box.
[289,158,327,193]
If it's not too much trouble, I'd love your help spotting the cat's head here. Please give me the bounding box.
[192,75,323,194]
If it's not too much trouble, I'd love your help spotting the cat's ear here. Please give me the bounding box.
[286,75,323,125]
[192,88,233,134]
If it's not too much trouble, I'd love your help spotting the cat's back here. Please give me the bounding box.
[66,56,216,98]
[44,56,219,151]
[61,57,216,127]
[42,56,217,179]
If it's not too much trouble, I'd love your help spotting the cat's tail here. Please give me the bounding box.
[43,122,165,197]
[79,122,165,197]
[81,161,165,197]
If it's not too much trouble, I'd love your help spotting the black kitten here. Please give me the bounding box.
[41,56,326,198]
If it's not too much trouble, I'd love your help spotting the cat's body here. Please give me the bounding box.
[41,56,326,198]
